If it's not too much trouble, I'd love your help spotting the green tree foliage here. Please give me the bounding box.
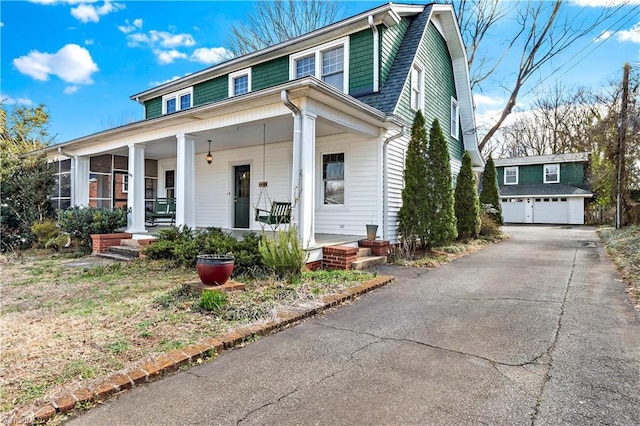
[455,151,481,240]
[228,0,343,56]
[479,155,503,225]
[398,110,429,249]
[57,206,128,253]
[424,119,457,247]
[1,103,56,250]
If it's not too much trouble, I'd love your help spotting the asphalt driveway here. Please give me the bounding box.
[68,225,640,425]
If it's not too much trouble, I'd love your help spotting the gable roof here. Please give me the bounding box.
[494,152,590,167]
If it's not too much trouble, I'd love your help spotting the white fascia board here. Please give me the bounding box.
[131,4,424,103]
[494,152,590,166]
[499,193,593,199]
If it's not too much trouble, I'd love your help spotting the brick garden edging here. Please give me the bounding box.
[19,275,394,425]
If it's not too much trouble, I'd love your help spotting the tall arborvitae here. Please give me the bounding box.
[398,110,429,248]
[479,155,503,225]
[454,151,481,240]
[424,118,457,247]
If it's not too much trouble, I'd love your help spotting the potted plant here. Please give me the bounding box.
[196,254,235,285]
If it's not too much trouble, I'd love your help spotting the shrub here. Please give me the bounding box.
[480,156,503,225]
[57,206,128,252]
[454,151,481,240]
[479,212,501,237]
[258,226,306,280]
[31,220,60,248]
[199,290,228,312]
[143,226,265,278]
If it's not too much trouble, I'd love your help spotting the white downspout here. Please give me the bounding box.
[382,126,405,240]
[281,90,302,233]
[368,15,380,92]
[57,147,75,205]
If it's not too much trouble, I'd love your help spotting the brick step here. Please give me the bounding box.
[108,245,140,258]
[350,256,387,271]
[357,248,371,258]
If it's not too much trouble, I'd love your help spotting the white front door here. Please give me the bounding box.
[524,198,533,223]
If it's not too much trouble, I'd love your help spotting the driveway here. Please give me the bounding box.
[68,225,640,425]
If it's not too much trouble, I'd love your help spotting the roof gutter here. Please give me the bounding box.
[281,90,302,231]
[382,125,405,240]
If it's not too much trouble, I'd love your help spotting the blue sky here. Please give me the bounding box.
[1,0,639,143]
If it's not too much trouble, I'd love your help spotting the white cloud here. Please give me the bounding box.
[190,47,233,65]
[127,30,195,48]
[0,22,4,27]
[617,22,640,43]
[64,85,79,94]
[84,39,94,45]
[154,49,187,64]
[71,1,124,23]
[1,94,34,106]
[118,18,143,34]
[13,44,99,84]
[594,30,613,42]
[571,0,640,6]
[474,93,503,107]
[29,1,93,4]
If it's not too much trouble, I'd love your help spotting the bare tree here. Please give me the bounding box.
[228,0,344,56]
[451,0,623,153]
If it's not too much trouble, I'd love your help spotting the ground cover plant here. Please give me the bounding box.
[599,225,640,309]
[0,251,375,423]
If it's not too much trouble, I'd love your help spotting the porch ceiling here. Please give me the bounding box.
[104,115,349,160]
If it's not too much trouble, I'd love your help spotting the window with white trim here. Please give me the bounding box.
[451,98,459,139]
[228,68,251,97]
[544,164,560,183]
[122,174,129,193]
[290,37,349,92]
[322,153,345,205]
[410,64,424,111]
[504,167,518,185]
[162,87,193,114]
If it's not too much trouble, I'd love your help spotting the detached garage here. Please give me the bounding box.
[494,153,593,225]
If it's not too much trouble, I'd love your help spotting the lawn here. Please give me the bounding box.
[599,225,640,309]
[0,253,376,422]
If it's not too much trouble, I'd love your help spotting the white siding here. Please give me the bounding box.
[192,141,292,229]
[315,134,380,236]
[385,133,409,244]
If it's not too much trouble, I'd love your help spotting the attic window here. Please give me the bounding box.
[290,37,349,93]
[162,87,192,115]
[451,98,459,139]
[544,164,560,183]
[410,64,424,111]
[228,68,252,97]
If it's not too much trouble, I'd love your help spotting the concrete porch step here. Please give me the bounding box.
[107,245,140,258]
[95,252,135,262]
[120,239,141,248]
[357,248,371,258]
[350,255,387,271]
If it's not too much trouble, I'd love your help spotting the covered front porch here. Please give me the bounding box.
[53,79,400,248]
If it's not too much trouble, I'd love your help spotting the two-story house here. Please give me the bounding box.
[44,2,483,259]
[494,153,593,225]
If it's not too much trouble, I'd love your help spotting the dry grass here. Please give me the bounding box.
[391,236,507,268]
[0,253,375,421]
[599,225,640,310]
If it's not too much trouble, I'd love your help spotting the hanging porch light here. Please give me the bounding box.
[206,139,213,165]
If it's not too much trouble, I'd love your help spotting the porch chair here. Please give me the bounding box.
[255,201,291,225]
[145,197,176,226]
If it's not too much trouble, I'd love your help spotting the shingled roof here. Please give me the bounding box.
[499,184,593,198]
[356,5,432,114]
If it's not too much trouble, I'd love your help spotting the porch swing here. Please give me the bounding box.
[254,123,292,225]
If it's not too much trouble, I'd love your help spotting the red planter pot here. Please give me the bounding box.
[196,254,235,285]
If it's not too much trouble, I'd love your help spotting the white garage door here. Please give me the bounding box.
[533,197,569,224]
[501,198,526,223]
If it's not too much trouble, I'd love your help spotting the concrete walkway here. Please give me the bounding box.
[68,226,640,425]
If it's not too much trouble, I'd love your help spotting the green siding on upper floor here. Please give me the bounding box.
[497,162,587,187]
[253,56,289,91]
[193,76,228,106]
[349,29,374,94]
[380,17,409,87]
[395,23,463,162]
[144,97,162,119]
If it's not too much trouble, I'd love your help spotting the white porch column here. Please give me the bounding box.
[126,144,147,233]
[299,111,316,248]
[175,133,196,227]
[73,156,90,206]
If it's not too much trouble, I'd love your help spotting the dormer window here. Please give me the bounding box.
[290,37,349,93]
[544,164,560,183]
[162,87,192,114]
[229,68,251,97]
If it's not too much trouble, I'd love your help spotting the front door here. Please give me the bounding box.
[525,198,533,223]
[234,165,250,228]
